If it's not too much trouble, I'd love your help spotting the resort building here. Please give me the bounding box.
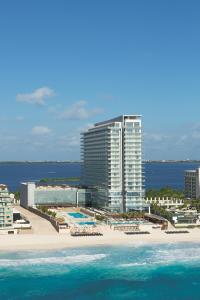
[0,184,14,232]
[185,168,200,199]
[81,115,145,212]
[20,182,92,207]
[146,197,184,208]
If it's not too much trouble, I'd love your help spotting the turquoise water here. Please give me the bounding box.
[1,243,200,299]
[78,221,96,225]
[109,220,150,225]
[68,212,88,218]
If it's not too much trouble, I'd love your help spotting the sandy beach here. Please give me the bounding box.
[1,226,200,252]
[0,206,199,252]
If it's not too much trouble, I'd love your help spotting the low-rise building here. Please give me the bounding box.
[172,212,199,227]
[0,184,14,233]
[20,182,92,208]
[146,197,184,208]
[185,168,200,199]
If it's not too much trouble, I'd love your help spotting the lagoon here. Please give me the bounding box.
[1,161,200,192]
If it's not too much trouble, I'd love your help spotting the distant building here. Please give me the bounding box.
[81,115,146,212]
[146,197,184,208]
[184,168,200,199]
[20,182,92,207]
[0,184,13,232]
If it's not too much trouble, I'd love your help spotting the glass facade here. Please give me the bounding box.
[184,168,200,199]
[20,182,92,207]
[34,189,92,206]
[81,115,145,212]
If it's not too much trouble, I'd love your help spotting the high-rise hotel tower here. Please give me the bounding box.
[81,115,145,212]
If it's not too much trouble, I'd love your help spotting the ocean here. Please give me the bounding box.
[0,161,200,192]
[1,243,200,300]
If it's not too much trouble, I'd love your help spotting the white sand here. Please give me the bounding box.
[1,227,200,252]
[2,206,198,252]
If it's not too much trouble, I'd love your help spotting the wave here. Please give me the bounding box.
[0,253,107,267]
[118,245,200,268]
[119,262,147,267]
[152,246,200,264]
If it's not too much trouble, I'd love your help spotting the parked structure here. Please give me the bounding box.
[81,115,145,212]
[185,168,200,199]
[20,182,92,207]
[0,184,14,233]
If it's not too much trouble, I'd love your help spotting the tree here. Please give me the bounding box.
[14,191,20,200]
[151,203,173,222]
[146,186,184,199]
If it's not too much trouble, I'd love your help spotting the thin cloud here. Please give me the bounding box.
[144,132,169,142]
[16,116,24,121]
[78,123,93,132]
[16,87,55,105]
[31,126,51,135]
[59,100,103,120]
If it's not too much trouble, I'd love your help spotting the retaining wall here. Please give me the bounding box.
[27,206,60,232]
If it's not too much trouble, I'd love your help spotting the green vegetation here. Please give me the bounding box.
[14,191,20,200]
[36,205,57,218]
[113,211,145,219]
[146,186,184,199]
[95,215,107,221]
[151,203,173,222]
[40,177,80,183]
[181,200,200,212]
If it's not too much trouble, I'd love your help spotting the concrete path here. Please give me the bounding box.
[16,206,57,235]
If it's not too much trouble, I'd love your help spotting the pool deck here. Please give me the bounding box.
[55,209,96,226]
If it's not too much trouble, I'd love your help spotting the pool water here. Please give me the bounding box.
[110,221,151,225]
[78,222,96,225]
[68,212,88,219]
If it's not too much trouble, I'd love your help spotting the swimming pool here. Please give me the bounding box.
[68,212,88,219]
[109,220,151,225]
[78,221,96,226]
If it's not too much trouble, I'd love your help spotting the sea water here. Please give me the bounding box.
[1,161,200,191]
[1,243,200,299]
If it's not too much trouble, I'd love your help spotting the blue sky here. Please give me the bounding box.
[1,0,200,160]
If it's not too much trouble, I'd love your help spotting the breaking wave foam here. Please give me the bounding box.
[152,246,200,265]
[118,245,200,268]
[119,262,147,267]
[0,254,107,267]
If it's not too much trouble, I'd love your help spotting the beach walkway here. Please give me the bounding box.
[16,206,57,235]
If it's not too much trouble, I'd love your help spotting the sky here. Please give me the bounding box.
[1,0,200,160]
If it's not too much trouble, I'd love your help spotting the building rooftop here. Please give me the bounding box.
[95,115,141,127]
[35,185,78,191]
[0,184,8,189]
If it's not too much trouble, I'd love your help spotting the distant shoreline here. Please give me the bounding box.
[0,160,200,164]
[0,161,81,164]
[145,160,200,163]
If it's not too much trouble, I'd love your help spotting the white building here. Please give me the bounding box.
[185,168,200,199]
[0,184,14,233]
[146,197,184,208]
[81,115,145,212]
[20,182,92,207]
